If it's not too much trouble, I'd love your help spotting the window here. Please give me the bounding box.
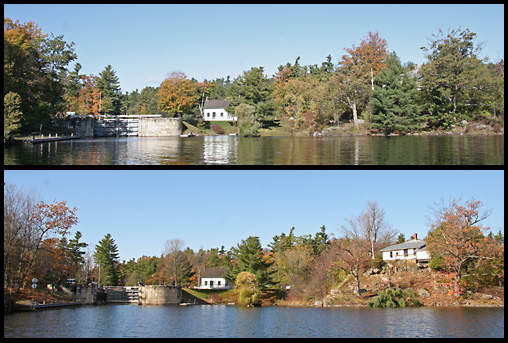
[404,249,408,257]
[218,280,221,286]
[213,112,216,118]
[220,112,224,117]
[204,280,208,286]
[390,251,393,258]
[210,280,214,287]
[207,113,210,117]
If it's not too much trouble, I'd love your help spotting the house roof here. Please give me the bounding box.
[204,99,230,109]
[380,239,426,252]
[201,267,228,278]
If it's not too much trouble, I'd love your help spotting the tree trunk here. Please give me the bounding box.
[352,101,359,130]
[371,68,374,91]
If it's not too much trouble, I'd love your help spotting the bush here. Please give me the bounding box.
[368,287,423,308]
[429,255,445,271]
[372,254,386,270]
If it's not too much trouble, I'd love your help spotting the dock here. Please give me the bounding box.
[25,135,81,144]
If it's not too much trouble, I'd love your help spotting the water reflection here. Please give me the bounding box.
[3,305,504,338]
[203,136,238,164]
[3,135,504,165]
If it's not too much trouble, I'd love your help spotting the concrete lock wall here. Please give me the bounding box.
[138,118,181,136]
[73,286,98,304]
[70,117,181,137]
[139,286,182,305]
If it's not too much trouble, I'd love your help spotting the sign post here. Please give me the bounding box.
[31,278,38,308]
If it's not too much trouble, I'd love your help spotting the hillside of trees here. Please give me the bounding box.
[4,18,504,141]
[4,184,504,306]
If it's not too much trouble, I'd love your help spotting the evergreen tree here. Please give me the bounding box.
[4,92,23,141]
[228,236,274,288]
[96,65,121,115]
[419,28,487,128]
[68,231,88,280]
[397,233,406,244]
[228,67,276,122]
[94,233,120,286]
[370,52,424,134]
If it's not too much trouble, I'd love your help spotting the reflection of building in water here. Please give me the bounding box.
[203,136,238,164]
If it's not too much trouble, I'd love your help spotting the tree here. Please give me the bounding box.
[334,32,388,129]
[333,236,371,296]
[4,18,76,132]
[235,103,260,136]
[228,67,276,122]
[419,28,488,128]
[342,201,397,260]
[235,271,262,307]
[96,65,121,115]
[426,198,497,296]
[3,183,79,292]
[158,72,200,117]
[228,236,274,288]
[4,92,23,141]
[68,231,88,282]
[94,233,120,286]
[332,61,371,130]
[396,233,406,244]
[77,75,101,117]
[370,52,424,134]
[162,239,194,287]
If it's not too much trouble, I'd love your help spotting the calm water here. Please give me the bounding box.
[3,135,504,165]
[3,304,504,338]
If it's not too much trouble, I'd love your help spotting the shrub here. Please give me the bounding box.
[368,287,423,308]
[429,255,445,271]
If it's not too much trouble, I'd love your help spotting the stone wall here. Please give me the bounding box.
[138,118,182,136]
[139,285,181,305]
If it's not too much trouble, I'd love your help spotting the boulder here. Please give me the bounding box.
[417,288,431,298]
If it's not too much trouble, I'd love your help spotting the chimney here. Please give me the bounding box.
[413,233,418,240]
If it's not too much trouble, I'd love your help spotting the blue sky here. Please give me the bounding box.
[4,4,504,93]
[4,170,504,262]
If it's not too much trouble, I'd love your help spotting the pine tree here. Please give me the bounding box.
[94,233,120,286]
[228,236,274,288]
[96,65,121,115]
[370,52,424,134]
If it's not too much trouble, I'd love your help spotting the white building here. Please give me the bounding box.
[380,234,430,264]
[202,100,237,122]
[196,267,233,290]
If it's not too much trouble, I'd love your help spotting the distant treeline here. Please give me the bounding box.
[4,18,504,140]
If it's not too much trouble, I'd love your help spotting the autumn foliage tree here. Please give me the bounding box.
[77,75,101,117]
[426,198,499,296]
[335,31,388,129]
[158,72,200,117]
[3,184,79,293]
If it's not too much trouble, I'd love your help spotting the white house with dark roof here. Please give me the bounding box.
[202,99,237,122]
[196,267,233,289]
[380,233,430,263]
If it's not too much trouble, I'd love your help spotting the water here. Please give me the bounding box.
[3,135,504,165]
[3,304,504,338]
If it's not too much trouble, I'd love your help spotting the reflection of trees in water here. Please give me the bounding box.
[203,136,238,164]
[4,135,504,165]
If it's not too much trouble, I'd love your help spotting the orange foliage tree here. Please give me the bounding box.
[342,31,388,91]
[426,198,497,296]
[158,72,200,117]
[77,75,101,117]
